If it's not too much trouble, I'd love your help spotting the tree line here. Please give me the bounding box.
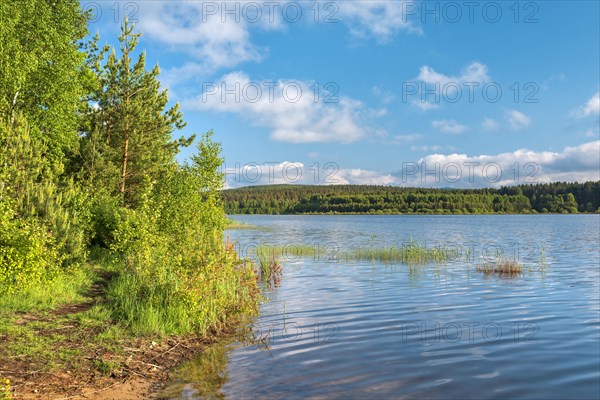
[0,1,257,335]
[223,182,600,214]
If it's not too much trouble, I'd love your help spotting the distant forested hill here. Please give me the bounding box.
[222,182,600,215]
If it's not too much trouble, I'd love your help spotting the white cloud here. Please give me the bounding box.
[188,72,381,143]
[338,1,422,44]
[432,119,468,134]
[540,73,566,91]
[372,86,395,104]
[481,117,500,132]
[505,110,531,130]
[399,140,600,187]
[137,2,268,74]
[410,145,456,152]
[412,100,440,111]
[418,62,490,87]
[571,92,600,118]
[223,162,397,188]
[132,1,423,80]
[224,161,304,189]
[224,141,600,189]
[411,62,490,110]
[335,169,398,185]
[388,133,422,144]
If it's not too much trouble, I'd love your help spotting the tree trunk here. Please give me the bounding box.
[10,91,19,125]
[120,134,129,206]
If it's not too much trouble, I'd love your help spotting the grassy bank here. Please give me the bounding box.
[0,6,263,399]
[0,249,259,399]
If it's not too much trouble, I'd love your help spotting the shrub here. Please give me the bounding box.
[106,133,259,335]
[0,200,62,293]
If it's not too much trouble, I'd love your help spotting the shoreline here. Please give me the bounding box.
[0,314,231,400]
[0,267,245,400]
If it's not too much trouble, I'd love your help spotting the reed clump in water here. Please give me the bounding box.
[256,244,327,259]
[256,245,283,286]
[343,240,456,265]
[225,218,268,230]
[476,259,524,276]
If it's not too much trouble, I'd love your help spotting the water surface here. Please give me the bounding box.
[162,215,600,399]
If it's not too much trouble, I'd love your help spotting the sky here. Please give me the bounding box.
[83,0,600,188]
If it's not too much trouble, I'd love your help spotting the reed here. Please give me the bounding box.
[476,259,524,276]
[255,245,283,286]
[343,240,456,265]
[255,244,326,259]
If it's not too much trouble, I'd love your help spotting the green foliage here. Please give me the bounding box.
[0,14,258,340]
[0,200,61,292]
[79,19,194,207]
[89,195,122,248]
[0,0,90,160]
[106,132,257,335]
[223,182,600,215]
[0,267,93,312]
[0,377,11,400]
[0,116,88,292]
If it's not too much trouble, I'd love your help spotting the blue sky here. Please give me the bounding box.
[84,1,600,187]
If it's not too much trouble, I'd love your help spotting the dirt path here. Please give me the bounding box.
[0,271,216,399]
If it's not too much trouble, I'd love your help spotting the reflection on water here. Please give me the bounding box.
[158,341,230,400]
[160,215,600,400]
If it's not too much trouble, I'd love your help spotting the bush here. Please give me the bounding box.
[105,133,259,336]
[106,244,257,336]
[0,116,89,293]
[0,200,62,293]
[89,195,122,248]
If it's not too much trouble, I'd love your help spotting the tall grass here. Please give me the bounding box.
[0,267,94,313]
[106,246,259,336]
[343,240,457,265]
[225,218,267,230]
[250,241,548,279]
[255,245,283,286]
[255,244,326,259]
[253,241,457,266]
[106,267,193,335]
[476,259,524,276]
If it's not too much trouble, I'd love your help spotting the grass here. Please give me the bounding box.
[106,250,259,336]
[105,269,195,336]
[0,267,94,313]
[476,259,524,276]
[343,240,457,265]
[538,247,548,272]
[255,243,329,259]
[0,243,261,398]
[256,245,283,286]
[225,218,266,230]
[251,241,549,279]
[253,240,461,266]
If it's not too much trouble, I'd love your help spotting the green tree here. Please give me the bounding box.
[81,19,193,207]
[0,0,90,160]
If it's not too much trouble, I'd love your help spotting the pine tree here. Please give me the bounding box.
[82,19,194,207]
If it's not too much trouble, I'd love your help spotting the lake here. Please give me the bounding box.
[160,215,600,399]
